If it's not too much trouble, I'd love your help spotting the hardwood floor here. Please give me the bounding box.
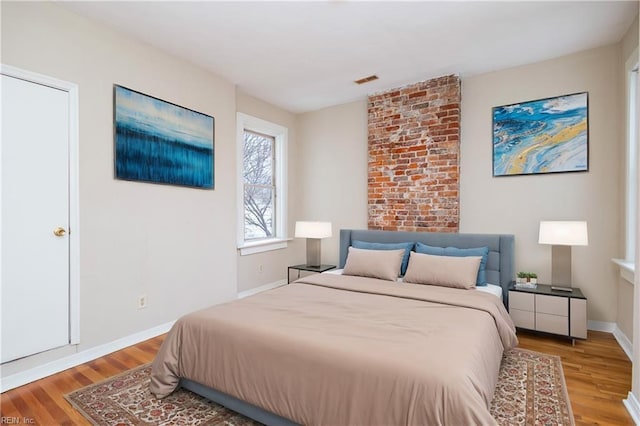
[0,331,633,425]
[0,336,165,425]
[518,330,633,426]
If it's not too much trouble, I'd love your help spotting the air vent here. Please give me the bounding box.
[354,75,379,85]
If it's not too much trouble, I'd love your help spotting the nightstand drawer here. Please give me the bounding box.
[535,294,568,316]
[509,291,534,311]
[510,309,535,329]
[536,312,568,335]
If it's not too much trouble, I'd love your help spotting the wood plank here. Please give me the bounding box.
[15,387,57,425]
[31,385,72,426]
[0,396,19,417]
[42,373,91,425]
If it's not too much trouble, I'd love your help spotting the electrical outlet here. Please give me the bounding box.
[137,294,147,309]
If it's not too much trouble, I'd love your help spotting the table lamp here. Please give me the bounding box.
[295,221,332,267]
[538,221,588,291]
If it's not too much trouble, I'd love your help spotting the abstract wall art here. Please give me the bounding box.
[114,85,214,189]
[492,92,588,177]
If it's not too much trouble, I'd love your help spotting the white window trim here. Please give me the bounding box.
[625,50,639,262]
[613,258,635,285]
[236,113,288,256]
[617,50,639,282]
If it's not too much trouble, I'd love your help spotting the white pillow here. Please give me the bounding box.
[342,247,404,282]
[403,251,481,289]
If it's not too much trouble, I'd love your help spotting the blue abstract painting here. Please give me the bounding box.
[114,85,214,189]
[492,92,588,177]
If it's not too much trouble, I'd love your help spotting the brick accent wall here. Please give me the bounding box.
[367,75,461,232]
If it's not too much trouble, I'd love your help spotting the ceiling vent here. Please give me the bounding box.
[354,75,379,85]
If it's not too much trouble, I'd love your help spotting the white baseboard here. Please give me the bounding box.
[613,326,634,361]
[0,320,175,393]
[587,320,616,332]
[624,392,640,425]
[237,279,287,299]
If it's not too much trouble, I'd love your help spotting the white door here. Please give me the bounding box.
[1,74,70,363]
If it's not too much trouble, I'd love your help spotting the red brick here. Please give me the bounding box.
[367,75,460,232]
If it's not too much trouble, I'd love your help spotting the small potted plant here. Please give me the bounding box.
[528,273,538,285]
[516,272,527,284]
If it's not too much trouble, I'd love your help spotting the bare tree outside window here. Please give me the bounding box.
[243,130,275,240]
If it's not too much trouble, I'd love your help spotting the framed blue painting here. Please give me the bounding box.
[492,92,588,177]
[114,85,214,189]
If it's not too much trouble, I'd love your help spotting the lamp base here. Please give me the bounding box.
[551,245,572,287]
[306,238,322,267]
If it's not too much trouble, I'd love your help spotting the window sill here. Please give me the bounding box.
[238,238,291,256]
[612,258,635,285]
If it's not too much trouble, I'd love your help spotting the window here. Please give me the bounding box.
[243,130,275,240]
[237,113,288,255]
[626,63,638,262]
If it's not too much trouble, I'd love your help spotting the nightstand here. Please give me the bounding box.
[287,264,336,283]
[508,284,587,344]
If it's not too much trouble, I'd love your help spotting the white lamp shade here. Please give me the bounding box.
[295,221,332,239]
[538,221,588,246]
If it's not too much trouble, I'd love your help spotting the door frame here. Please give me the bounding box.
[1,64,80,345]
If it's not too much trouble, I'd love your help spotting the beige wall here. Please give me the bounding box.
[0,2,291,376]
[235,90,304,291]
[618,277,634,341]
[298,46,625,324]
[297,100,369,265]
[460,45,622,323]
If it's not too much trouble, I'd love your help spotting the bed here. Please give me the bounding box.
[151,229,517,425]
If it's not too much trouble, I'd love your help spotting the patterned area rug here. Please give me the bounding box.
[490,348,574,425]
[65,348,574,425]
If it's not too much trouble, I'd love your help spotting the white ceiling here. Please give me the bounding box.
[62,1,638,113]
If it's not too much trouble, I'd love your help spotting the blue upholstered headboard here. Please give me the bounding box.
[339,229,515,306]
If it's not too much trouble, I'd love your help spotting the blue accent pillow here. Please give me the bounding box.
[414,242,490,286]
[351,240,414,276]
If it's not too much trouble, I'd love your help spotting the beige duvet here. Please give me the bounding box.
[151,273,518,426]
